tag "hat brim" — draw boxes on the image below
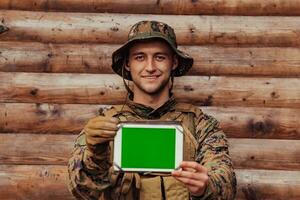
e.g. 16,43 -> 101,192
112,35 -> 193,81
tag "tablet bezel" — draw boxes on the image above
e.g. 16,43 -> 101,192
113,121 -> 183,172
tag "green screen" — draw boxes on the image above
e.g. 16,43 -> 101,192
121,127 -> 176,169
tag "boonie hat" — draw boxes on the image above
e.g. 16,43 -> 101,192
111,20 -> 194,80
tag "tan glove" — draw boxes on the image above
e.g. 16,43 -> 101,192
84,116 -> 119,153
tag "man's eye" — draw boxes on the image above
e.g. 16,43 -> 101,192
156,55 -> 166,61
135,55 -> 144,61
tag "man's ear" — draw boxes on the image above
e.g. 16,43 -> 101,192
125,59 -> 130,71
172,55 -> 178,70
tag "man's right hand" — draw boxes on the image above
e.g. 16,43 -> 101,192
84,116 -> 119,152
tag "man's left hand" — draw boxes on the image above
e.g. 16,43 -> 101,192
171,161 -> 209,197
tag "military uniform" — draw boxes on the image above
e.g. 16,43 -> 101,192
67,20 -> 236,199
68,97 -> 236,200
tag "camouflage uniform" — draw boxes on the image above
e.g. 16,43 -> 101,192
68,97 -> 237,200
68,20 -> 236,199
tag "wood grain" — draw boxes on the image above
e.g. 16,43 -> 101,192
1,72 -> 299,108
229,138 -> 300,170
1,10 -> 300,46
0,165 -> 73,200
1,133 -> 299,171
236,169 -> 300,200
0,133 -> 75,165
1,0 -> 300,16
0,165 -> 299,200
1,103 -> 299,139
1,42 -> 300,77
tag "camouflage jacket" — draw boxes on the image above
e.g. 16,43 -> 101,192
68,97 -> 237,200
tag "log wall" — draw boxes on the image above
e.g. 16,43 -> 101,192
0,1 -> 300,199
1,0 -> 300,15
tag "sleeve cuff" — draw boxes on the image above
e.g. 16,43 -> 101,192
83,145 -> 110,174
191,178 -> 214,200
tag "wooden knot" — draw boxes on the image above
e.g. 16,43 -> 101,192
0,25 -> 9,34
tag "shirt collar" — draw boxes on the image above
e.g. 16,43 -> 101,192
127,96 -> 177,119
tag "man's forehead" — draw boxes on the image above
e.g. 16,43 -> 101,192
129,40 -> 173,54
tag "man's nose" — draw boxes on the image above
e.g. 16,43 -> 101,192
145,58 -> 156,72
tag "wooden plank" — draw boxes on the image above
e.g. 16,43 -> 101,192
1,133 -> 299,171
0,103 -> 104,134
1,0 -> 300,16
0,165 -> 73,200
1,41 -> 300,77
0,133 -> 76,165
229,138 -> 300,170
236,169 -> 300,200
1,72 -> 299,108
0,165 -> 299,200
201,106 -> 300,139
1,10 -> 300,46
1,103 -> 299,139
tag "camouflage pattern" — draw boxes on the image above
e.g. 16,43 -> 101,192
128,21 -> 176,43
68,97 -> 237,200
112,20 -> 194,80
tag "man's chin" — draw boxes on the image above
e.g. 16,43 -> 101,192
134,80 -> 170,96
143,89 -> 160,95
140,86 -> 164,95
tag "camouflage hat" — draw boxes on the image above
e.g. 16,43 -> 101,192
111,20 -> 194,80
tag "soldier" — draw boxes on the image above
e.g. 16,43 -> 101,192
68,20 -> 237,200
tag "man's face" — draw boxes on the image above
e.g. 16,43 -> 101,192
126,40 -> 178,97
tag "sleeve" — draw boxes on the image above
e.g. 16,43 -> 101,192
191,114 -> 237,200
67,130 -> 112,199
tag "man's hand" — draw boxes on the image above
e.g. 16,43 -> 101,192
171,161 -> 209,197
84,116 -> 119,152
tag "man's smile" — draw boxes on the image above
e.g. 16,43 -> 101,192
141,75 -> 161,79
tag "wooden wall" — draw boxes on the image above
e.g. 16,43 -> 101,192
1,1 -> 300,199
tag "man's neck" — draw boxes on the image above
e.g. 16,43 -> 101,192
133,91 -> 170,109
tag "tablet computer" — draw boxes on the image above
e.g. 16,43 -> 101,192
113,121 -> 183,173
